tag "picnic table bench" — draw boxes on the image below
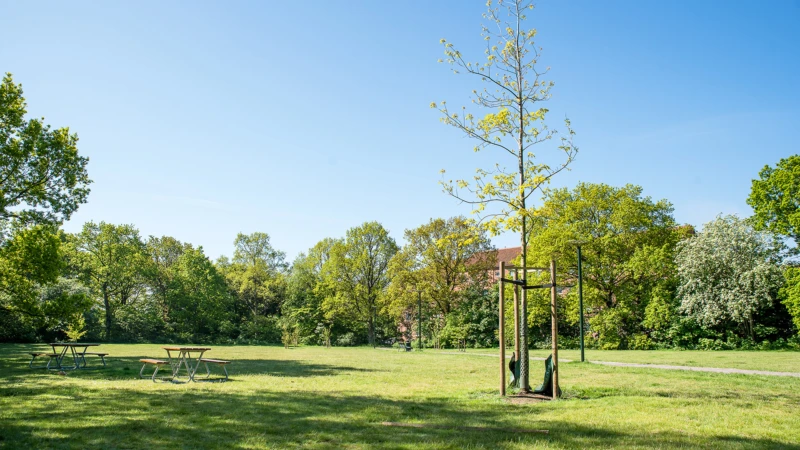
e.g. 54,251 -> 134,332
29,343 -> 108,370
138,347 -> 231,382
28,352 -> 59,369
77,351 -> 108,367
139,358 -> 170,381
198,358 -> 231,380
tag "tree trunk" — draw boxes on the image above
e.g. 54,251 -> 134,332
368,313 -> 376,347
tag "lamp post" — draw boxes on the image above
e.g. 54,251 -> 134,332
569,240 -> 587,362
418,290 -> 423,351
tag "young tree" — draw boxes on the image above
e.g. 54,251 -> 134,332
747,155 -> 800,249
0,73 -> 91,239
676,215 -> 784,338
68,222 -> 146,340
321,222 -> 398,346
434,0 -> 577,392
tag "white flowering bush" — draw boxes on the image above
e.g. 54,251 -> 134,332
676,215 -> 783,332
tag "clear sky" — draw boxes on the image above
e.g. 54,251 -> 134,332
2,1 -> 798,262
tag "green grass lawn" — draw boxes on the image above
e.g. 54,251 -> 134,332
449,348 -> 800,373
2,344 -> 799,449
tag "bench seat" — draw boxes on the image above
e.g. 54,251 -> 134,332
139,358 -> 170,381
29,352 -> 59,369
139,358 -> 169,365
76,351 -> 109,368
199,358 -> 230,364
198,358 -> 231,381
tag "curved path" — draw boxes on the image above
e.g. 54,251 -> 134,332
431,351 -> 800,378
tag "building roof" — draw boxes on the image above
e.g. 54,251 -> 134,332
496,246 -> 521,265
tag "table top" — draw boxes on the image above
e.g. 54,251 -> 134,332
163,346 -> 211,351
50,343 -> 100,347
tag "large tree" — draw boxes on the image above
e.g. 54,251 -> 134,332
233,232 -> 288,271
284,238 -> 337,343
527,183 -> 684,349
0,73 -> 91,330
747,155 -> 800,248
434,0 -> 577,391
143,236 -> 191,319
676,215 -> 784,338
0,226 -> 67,319
388,216 -> 494,318
166,246 -> 233,338
0,73 -> 91,238
68,222 -> 147,340
222,232 -> 288,319
781,267 -> 800,336
321,222 -> 398,346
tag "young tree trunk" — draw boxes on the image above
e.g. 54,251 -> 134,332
518,81 -> 531,393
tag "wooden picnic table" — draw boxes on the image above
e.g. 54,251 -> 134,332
162,346 -> 212,381
48,343 -> 102,370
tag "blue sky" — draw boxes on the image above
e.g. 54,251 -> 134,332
2,1 -> 798,261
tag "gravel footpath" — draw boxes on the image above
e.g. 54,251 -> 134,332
431,351 -> 800,378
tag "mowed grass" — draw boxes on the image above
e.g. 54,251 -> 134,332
1,344 -> 799,449
451,348 -> 800,373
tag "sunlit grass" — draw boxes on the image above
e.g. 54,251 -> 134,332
2,344 -> 799,449
450,347 -> 800,373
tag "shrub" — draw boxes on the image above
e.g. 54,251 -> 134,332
335,332 -> 356,347
630,334 -> 655,350
240,315 -> 281,344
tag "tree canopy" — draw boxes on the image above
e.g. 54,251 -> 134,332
68,222 -> 146,340
388,216 -> 493,318
321,222 -> 398,346
676,215 -> 784,337
527,182 -> 683,349
0,73 -> 90,238
747,155 -> 800,247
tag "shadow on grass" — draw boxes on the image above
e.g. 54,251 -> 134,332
1,385 -> 797,450
0,345 -> 380,383
1,345 -> 798,449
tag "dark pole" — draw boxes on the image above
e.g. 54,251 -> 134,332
499,261 -> 506,396
577,245 -> 585,363
418,290 -> 423,351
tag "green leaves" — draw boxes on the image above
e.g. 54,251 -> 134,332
319,222 -> 398,346
387,216 -> 493,319
0,73 -> 91,238
68,221 -> 147,339
0,225 -> 65,319
747,155 -> 800,246
526,182 -> 681,349
434,0 -> 577,243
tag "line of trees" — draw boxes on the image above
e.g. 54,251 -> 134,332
2,66 -> 799,349
3,175 -> 800,349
